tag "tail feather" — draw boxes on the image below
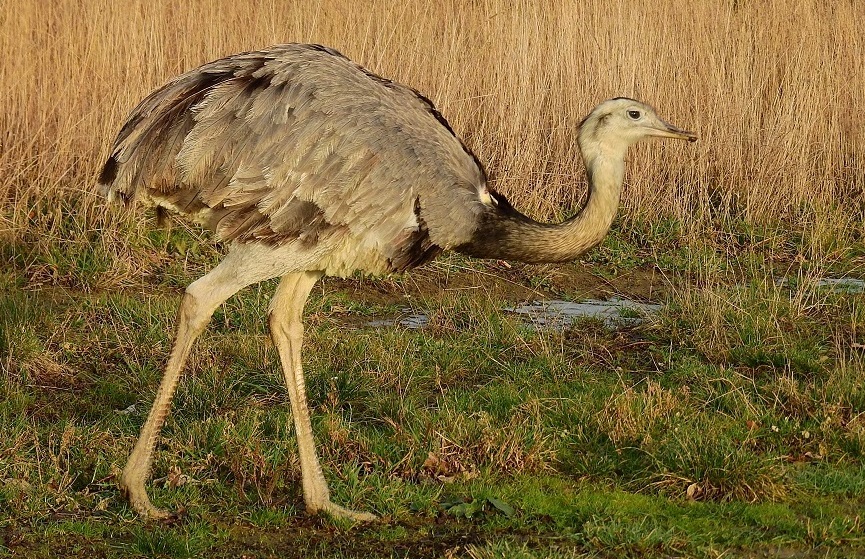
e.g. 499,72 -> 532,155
97,155 -> 120,199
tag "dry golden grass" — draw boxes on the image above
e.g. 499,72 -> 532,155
1,0 -> 862,250
598,380 -> 684,446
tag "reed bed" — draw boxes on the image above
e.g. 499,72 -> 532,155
1,0 -> 862,257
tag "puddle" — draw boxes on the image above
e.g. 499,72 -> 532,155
361,277 -> 863,333
366,298 -> 663,331
776,277 -> 865,294
366,308 -> 429,329
814,278 -> 864,294
505,298 -> 662,329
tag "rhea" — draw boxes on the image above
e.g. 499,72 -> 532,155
98,43 -> 696,521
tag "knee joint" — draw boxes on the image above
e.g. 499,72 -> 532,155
180,290 -> 213,332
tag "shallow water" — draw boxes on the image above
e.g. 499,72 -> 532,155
366,297 -> 662,331
505,298 -> 662,329
366,309 -> 430,329
814,278 -> 865,293
775,277 -> 865,294
362,277 -> 862,332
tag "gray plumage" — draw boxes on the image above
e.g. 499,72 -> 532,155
98,43 -> 696,521
100,43 -> 487,273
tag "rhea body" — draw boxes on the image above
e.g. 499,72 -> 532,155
98,43 -> 696,521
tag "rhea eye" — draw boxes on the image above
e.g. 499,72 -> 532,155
627,110 -> 641,120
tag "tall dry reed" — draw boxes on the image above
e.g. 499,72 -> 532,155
1,0 -> 862,259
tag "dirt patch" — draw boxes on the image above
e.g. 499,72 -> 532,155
540,264 -> 670,301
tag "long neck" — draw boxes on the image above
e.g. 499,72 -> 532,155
457,148 -> 624,264
552,151 -> 624,259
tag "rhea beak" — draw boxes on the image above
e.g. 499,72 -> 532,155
649,121 -> 698,142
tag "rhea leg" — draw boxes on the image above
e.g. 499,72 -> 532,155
120,251 -> 265,518
269,272 -> 376,522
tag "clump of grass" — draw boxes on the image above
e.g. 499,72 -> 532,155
664,275 -> 839,377
597,380 -> 686,446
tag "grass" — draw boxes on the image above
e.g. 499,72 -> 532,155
2,247 -> 864,557
2,0 -> 865,557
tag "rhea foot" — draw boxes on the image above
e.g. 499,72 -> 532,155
301,474 -> 377,522
119,478 -> 175,520
308,499 -> 377,522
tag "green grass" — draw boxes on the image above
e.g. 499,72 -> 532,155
2,219 -> 865,558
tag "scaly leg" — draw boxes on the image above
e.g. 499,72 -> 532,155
269,272 -> 376,522
120,249 -> 267,518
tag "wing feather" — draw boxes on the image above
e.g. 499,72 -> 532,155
99,43 -> 489,265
